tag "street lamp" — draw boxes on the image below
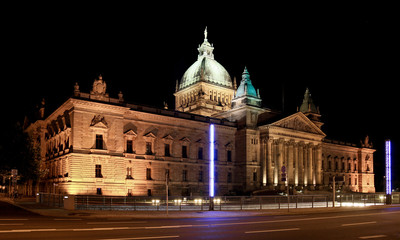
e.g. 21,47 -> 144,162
209,124 -> 215,210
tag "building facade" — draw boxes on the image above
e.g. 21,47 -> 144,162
26,29 -> 375,196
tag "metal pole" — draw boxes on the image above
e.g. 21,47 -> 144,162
333,176 -> 336,207
166,171 -> 169,216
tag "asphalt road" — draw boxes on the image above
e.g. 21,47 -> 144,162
0,200 -> 399,240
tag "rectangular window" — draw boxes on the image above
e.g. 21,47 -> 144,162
164,143 -> 170,156
146,142 -> 152,155
146,168 -> 152,180
355,178 -> 357,185
95,164 -> 102,178
96,134 -> 103,149
349,176 -> 352,185
96,188 -> 102,195
126,167 -> 133,179
198,147 -> 203,160
227,150 -> 232,162
214,149 -> 218,161
253,172 -> 257,182
198,170 -> 203,182
227,172 -> 232,183
126,140 -> 133,153
182,170 -> 188,182
182,146 -> 188,158
147,189 -> 152,196
354,164 -> 357,172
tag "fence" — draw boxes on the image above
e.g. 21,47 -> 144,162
37,192 -> 399,211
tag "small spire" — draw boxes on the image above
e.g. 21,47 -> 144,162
233,76 -> 237,90
204,26 -> 208,41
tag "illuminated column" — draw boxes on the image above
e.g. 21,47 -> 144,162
316,144 -> 322,186
307,144 -> 313,186
298,142 -> 304,186
262,138 -> 267,186
288,140 -> 294,185
267,138 -> 274,187
385,140 -> 392,203
294,142 -> 299,186
278,139 -> 284,186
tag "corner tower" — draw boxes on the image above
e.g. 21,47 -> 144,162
174,27 -> 235,117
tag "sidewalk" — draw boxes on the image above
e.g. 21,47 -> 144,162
1,197 -> 398,219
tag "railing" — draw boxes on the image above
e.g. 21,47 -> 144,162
37,192 -> 399,211
37,193 -> 65,207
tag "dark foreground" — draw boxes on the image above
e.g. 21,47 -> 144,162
0,200 -> 399,240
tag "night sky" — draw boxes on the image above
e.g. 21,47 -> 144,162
2,4 -> 398,191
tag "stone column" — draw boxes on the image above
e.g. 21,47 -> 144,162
262,138 -> 267,186
316,144 -> 322,186
278,139 -> 284,187
294,142 -> 299,186
298,142 -> 304,187
267,138 -> 274,187
307,144 -> 313,187
288,140 -> 294,185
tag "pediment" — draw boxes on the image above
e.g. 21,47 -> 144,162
270,112 -> 325,136
143,132 -> 156,138
90,115 -> 108,129
162,134 -> 174,141
124,129 -> 137,137
180,137 -> 191,143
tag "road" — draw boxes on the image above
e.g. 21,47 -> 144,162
0,200 -> 399,240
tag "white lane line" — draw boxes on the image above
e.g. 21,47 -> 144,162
54,218 -> 82,221
101,236 -> 179,240
359,235 -> 387,239
196,218 -> 240,222
245,228 -> 300,234
0,219 -> 28,221
145,225 -> 192,229
0,229 -> 57,233
87,221 -> 147,224
342,221 -> 376,227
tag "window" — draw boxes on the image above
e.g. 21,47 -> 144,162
164,143 -> 170,156
355,178 -> 357,185
96,134 -> 103,149
227,172 -> 232,183
126,140 -> 133,153
227,150 -> 232,162
146,142 -> 152,155
128,189 -> 132,197
147,189 -> 152,196
198,170 -> 203,182
253,172 -> 257,182
126,167 -> 133,179
214,149 -> 218,161
95,165 -> 102,178
354,164 -> 357,172
182,170 -> 188,182
146,168 -> 152,180
349,176 -> 352,185
96,188 -> 102,195
198,147 -> 203,160
182,146 -> 188,158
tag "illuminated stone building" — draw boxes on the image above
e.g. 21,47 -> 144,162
26,28 -> 375,196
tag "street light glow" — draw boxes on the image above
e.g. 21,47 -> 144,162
209,124 -> 215,197
385,140 -> 392,195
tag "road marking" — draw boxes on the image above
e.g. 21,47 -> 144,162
245,228 -> 300,234
100,236 -> 179,240
359,235 -> 387,239
87,221 -> 147,224
0,223 -> 24,226
342,221 -> 376,227
54,218 -> 82,221
0,219 -> 28,221
73,227 -> 131,231
0,229 -> 57,233
145,225 -> 192,229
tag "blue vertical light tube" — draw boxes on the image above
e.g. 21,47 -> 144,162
209,124 -> 215,197
385,140 -> 392,195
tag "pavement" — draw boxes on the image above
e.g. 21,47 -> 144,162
1,198 -> 400,240
1,196 -> 399,219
